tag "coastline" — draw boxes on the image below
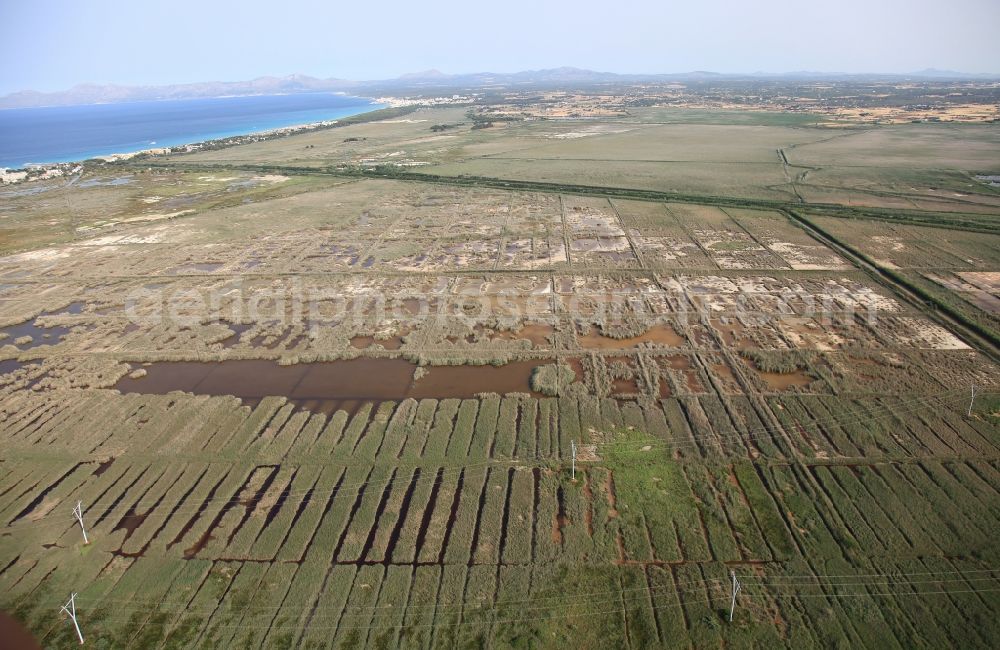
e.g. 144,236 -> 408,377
105,103 -> 421,164
0,94 -> 404,175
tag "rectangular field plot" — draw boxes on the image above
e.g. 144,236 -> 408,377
726,208 -> 851,270
667,204 -> 791,270
809,215 -> 1000,270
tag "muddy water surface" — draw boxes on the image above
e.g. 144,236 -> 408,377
0,612 -> 41,650
579,324 -> 684,349
758,370 -> 814,391
116,357 -> 550,402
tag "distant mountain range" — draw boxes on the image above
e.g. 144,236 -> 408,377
3,67 -> 999,109
0,74 -> 357,109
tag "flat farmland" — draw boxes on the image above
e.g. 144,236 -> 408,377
160,105 -> 1000,214
1,154 -> 999,649
785,124 -> 1000,171
461,122 -> 833,163
421,158 -> 800,202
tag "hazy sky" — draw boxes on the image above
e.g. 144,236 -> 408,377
2,0 -> 998,94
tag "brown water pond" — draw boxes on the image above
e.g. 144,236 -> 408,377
116,357 -> 550,402
611,377 -> 641,395
579,324 -> 684,349
758,369 -> 814,391
0,611 -> 41,650
472,323 -> 554,347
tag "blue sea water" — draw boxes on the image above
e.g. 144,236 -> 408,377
0,93 -> 384,169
